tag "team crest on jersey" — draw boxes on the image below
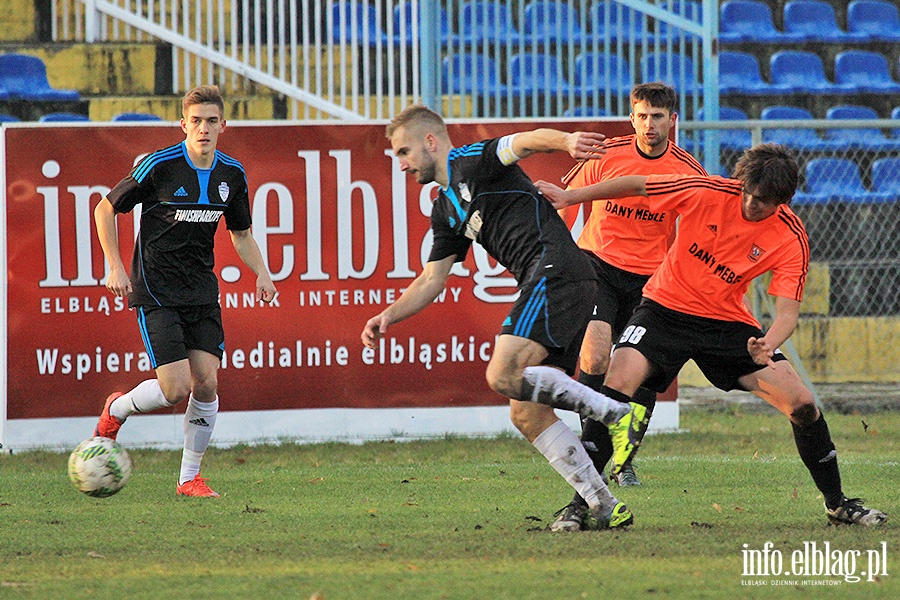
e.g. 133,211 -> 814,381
748,244 -> 765,262
458,182 -> 472,205
218,182 -> 230,202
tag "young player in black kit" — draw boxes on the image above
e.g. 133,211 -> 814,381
361,105 -> 637,529
93,85 -> 277,497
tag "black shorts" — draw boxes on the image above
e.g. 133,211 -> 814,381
136,304 -> 225,368
501,277 -> 597,375
586,252 -> 650,336
614,299 -> 787,393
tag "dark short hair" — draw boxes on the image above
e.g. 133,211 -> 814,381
386,104 -> 449,139
732,143 -> 799,205
183,85 -> 225,117
631,82 -> 677,114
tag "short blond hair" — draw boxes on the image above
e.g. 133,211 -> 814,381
183,85 -> 225,117
386,104 -> 448,139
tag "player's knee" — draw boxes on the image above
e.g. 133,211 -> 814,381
790,401 -> 819,426
580,353 -> 609,376
486,370 -> 519,399
160,381 -> 191,406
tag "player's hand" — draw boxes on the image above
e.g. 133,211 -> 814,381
104,268 -> 132,298
257,276 -> 277,303
361,314 -> 390,349
747,336 -> 775,367
534,180 -> 570,209
566,131 -> 606,161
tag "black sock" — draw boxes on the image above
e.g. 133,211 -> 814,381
792,413 -> 843,509
632,386 -> 656,412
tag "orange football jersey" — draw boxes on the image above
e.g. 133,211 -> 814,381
566,135 -> 706,275
640,175 -> 809,327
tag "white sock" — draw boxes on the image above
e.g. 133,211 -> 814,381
532,420 -> 618,513
180,395 -> 218,485
521,366 -> 630,424
110,379 -> 170,421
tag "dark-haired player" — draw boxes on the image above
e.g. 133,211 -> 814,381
536,144 -> 887,527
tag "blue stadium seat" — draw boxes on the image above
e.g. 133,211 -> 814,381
782,0 -> 870,42
573,53 -> 632,97
892,106 -> 900,138
657,1 -> 702,43
794,157 -> 870,204
0,113 -> 19,122
563,105 -> 608,117
508,52 -> 571,96
442,54 -> 506,96
393,3 -> 456,46
38,112 -> 90,122
696,106 -> 752,150
112,112 -> 164,121
769,51 -> 856,95
459,1 -> 519,44
834,51 -> 900,93
522,1 -> 585,45
590,3 -> 654,43
823,105 -> 900,151
0,53 -> 80,101
719,51 -> 792,95
847,0 -> 900,42
719,0 -> 804,43
760,105 -> 843,151
871,157 -> 900,194
331,2 -> 388,46
641,53 -> 700,95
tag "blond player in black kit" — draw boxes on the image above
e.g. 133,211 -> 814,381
362,105 -> 640,529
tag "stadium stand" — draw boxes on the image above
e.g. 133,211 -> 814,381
657,1 -> 702,43
834,50 -> 900,93
0,113 -> 20,122
782,0 -> 870,42
641,53 -> 700,95
590,2 -> 655,43
720,51 -> 793,95
111,112 -> 164,121
507,52 -> 571,96
0,53 -> 80,101
824,105 -> 900,151
760,105 -> 845,151
441,54 -> 506,96
696,106 -> 752,150
330,2 -> 388,46
522,1 -> 586,45
393,3 -> 456,46
847,0 -> 900,42
459,1 -> 519,44
573,53 -> 633,97
794,157 -> 870,204
719,0 -> 805,43
769,50 -> 857,95
563,105 -> 608,117
38,112 -> 90,122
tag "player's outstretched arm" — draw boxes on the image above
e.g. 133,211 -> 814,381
535,175 -> 648,209
361,255 -> 456,349
94,197 -> 132,298
229,228 -> 277,303
511,129 -> 606,161
747,296 -> 801,366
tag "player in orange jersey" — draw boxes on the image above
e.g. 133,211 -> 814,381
551,83 -> 707,532
535,144 -> 887,526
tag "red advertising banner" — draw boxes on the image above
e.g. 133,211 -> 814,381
4,119 -> 634,421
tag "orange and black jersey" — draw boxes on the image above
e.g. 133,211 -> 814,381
640,174 -> 809,327
566,135 -> 706,275
429,137 -> 593,286
107,141 -> 252,307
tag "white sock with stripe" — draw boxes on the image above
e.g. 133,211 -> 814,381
110,379 -> 170,421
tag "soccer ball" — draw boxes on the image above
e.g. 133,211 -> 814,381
67,437 -> 133,498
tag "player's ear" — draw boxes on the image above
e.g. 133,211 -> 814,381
180,118 -> 187,134
219,119 -> 227,133
425,132 -> 437,152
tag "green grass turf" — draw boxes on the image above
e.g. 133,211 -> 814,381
1,408 -> 896,599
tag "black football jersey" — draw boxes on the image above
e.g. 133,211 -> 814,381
107,141 -> 252,307
428,137 -> 593,286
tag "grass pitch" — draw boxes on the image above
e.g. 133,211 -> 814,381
1,407 -> 897,599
